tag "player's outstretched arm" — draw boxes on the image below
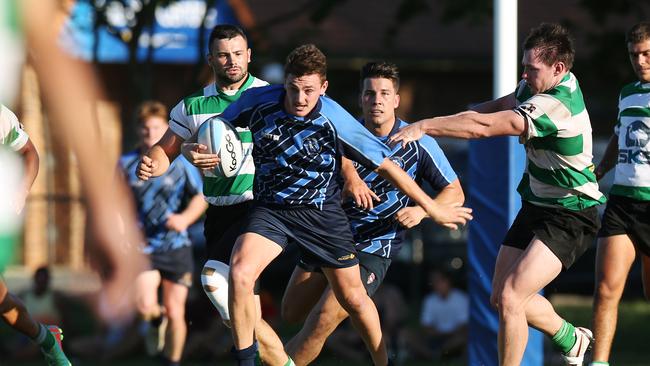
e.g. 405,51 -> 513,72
375,160 -> 472,230
388,109 -> 526,147
594,134 -> 618,181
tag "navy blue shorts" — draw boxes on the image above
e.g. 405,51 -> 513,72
243,204 -> 359,268
299,251 -> 391,296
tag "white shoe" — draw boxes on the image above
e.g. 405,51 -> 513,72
562,327 -> 593,366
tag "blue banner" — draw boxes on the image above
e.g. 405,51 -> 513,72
467,136 -> 543,366
60,0 -> 239,63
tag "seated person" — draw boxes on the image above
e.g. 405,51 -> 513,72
400,269 -> 468,361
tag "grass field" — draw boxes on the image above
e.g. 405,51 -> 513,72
2,296 -> 648,365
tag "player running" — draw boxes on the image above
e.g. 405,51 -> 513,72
279,61 -> 465,365
390,23 -> 605,366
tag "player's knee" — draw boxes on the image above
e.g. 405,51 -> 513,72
595,277 -> 624,302
335,290 -> 366,315
496,288 -> 522,316
165,303 -> 185,323
229,262 -> 257,292
136,298 -> 159,317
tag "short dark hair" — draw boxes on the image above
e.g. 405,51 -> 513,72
135,100 -> 168,125
626,22 -> 650,44
208,24 -> 248,51
284,44 -> 327,81
360,61 -> 400,91
523,23 -> 575,70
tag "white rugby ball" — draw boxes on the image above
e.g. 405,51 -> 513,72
197,117 -> 244,178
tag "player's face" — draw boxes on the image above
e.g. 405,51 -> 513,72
207,35 -> 251,87
361,77 -> 400,127
140,116 -> 168,149
521,48 -> 560,95
284,73 -> 328,117
628,39 -> 650,83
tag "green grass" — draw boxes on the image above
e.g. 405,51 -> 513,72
2,297 -> 647,365
555,299 -> 650,366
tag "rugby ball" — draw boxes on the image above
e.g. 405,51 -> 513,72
197,117 -> 243,178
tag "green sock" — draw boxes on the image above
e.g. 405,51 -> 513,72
590,362 -> 609,366
34,324 -> 55,350
284,356 -> 296,366
551,320 -> 577,353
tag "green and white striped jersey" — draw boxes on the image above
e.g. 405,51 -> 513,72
1,104 -> 28,151
168,75 -> 267,206
611,82 -> 650,201
514,72 -> 606,211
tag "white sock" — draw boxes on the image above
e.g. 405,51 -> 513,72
201,260 -> 230,321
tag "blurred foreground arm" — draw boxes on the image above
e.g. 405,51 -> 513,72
22,0 -> 147,323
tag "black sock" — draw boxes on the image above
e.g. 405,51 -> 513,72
231,342 -> 258,366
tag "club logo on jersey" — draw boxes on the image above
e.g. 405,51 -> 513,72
625,120 -> 650,147
389,156 -> 405,169
519,103 -> 536,114
303,138 -> 321,155
366,272 -> 376,285
619,120 -> 650,165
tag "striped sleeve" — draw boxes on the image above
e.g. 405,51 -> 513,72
321,96 -> 391,169
168,100 -> 195,140
515,94 -> 567,142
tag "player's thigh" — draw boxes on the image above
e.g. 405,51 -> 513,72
135,270 -> 162,310
281,265 -> 328,323
161,278 -> 189,320
321,265 -> 367,307
230,232 -> 283,284
500,237 -> 562,304
595,235 -> 636,293
492,245 -> 524,299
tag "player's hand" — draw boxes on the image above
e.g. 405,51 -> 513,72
395,206 -> 427,228
388,121 -> 425,148
342,176 -> 379,210
181,142 -> 220,170
165,213 -> 190,232
426,202 -> 473,230
137,155 -> 158,181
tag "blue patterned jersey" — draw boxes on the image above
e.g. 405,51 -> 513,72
120,150 -> 203,253
344,119 -> 457,259
221,85 -> 391,209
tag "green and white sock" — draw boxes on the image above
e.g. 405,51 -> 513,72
284,356 -> 296,366
551,320 -> 577,353
590,362 -> 609,366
